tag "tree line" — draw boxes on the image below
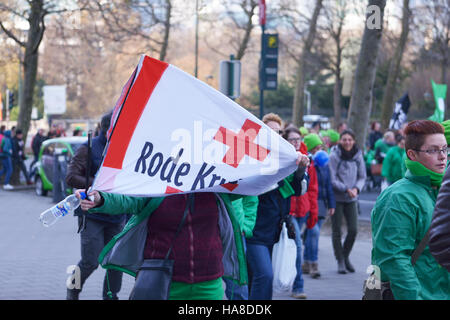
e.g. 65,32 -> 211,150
0,0 -> 448,148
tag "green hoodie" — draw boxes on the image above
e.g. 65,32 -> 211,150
90,192 -> 249,285
381,146 -> 406,184
371,171 -> 450,300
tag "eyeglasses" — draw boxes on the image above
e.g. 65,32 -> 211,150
287,138 -> 302,143
414,147 -> 449,156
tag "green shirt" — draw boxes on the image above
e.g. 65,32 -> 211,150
371,171 -> 450,300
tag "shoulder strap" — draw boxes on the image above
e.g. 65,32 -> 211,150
164,193 -> 194,260
411,229 -> 430,266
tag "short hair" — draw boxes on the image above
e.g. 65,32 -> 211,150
283,127 -> 301,140
262,113 -> 283,127
395,134 -> 405,144
100,110 -> 113,133
404,120 -> 444,152
340,129 -> 356,140
383,130 -> 395,140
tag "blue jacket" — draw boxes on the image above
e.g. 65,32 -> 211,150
0,131 -> 13,158
315,163 -> 336,217
247,168 -> 309,246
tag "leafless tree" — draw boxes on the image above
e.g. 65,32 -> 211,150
347,0 -> 386,149
317,0 -> 351,128
280,0 -> 323,127
380,0 -> 411,130
202,0 -> 259,61
0,0 -> 86,142
87,0 -> 173,61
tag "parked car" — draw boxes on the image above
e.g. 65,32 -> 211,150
34,136 -> 87,196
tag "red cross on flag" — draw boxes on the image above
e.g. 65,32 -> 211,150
91,55 -> 299,197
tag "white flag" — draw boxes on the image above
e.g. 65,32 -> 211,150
92,55 -> 298,197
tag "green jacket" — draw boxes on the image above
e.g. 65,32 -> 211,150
371,171 -> 450,300
381,146 -> 406,184
374,139 -> 394,158
90,192 -> 249,285
232,196 -> 258,238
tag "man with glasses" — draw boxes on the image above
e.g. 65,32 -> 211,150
370,120 -> 450,300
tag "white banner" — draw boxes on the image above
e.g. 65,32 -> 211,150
92,55 -> 298,197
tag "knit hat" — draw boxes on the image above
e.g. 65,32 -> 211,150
299,126 -> 309,136
304,133 -> 323,152
442,120 -> 450,144
327,129 -> 340,143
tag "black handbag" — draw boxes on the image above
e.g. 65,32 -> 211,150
129,194 -> 194,300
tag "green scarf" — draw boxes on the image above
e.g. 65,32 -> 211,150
279,174 -> 295,198
404,158 -> 445,187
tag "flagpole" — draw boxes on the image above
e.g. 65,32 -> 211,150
194,0 -> 199,78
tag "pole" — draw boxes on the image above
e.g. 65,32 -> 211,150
194,0 -> 199,78
6,89 -> 10,126
259,24 -> 265,119
228,54 -> 235,98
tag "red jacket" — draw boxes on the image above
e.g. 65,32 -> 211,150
289,142 -> 319,229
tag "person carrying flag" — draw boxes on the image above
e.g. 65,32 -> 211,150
73,147 -> 309,300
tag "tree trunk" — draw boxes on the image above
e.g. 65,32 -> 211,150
292,0 -> 323,127
159,0 -> 172,61
17,0 -> 45,144
347,0 -> 386,150
380,0 -> 410,130
333,74 -> 342,128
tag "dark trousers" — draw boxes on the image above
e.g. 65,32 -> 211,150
13,159 -> 30,182
76,217 -> 125,299
331,201 -> 358,261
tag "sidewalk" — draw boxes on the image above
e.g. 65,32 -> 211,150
0,189 -> 373,300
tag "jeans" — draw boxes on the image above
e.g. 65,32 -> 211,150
74,217 -> 125,299
292,214 -> 308,293
224,234 -> 248,300
303,218 -> 325,262
331,201 -> 358,261
0,156 -> 13,185
246,242 -> 274,300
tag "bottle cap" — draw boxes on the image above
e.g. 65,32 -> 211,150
80,192 -> 87,200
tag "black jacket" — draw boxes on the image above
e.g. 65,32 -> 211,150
429,167 -> 450,272
66,133 -> 126,224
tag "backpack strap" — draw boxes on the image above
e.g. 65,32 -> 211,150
411,229 -> 430,266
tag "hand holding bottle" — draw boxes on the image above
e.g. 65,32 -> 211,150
74,189 -> 102,211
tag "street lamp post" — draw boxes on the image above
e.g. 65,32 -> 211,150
304,80 -> 316,115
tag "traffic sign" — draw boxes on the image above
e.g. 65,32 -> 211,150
219,59 -> 241,99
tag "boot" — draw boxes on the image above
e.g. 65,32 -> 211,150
337,259 -> 347,274
310,262 -> 321,279
302,261 -> 310,275
344,257 -> 355,273
66,288 -> 81,300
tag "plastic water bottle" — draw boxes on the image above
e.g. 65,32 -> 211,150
40,193 -> 86,227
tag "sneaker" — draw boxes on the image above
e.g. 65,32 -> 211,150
3,184 -> 14,190
302,261 -> 310,274
292,291 -> 307,299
